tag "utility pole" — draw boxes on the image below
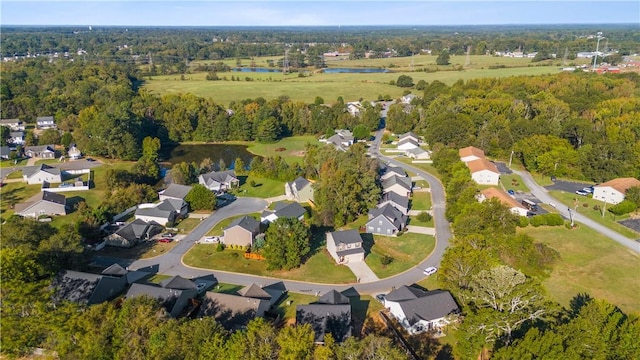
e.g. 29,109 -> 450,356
508,150 -> 514,167
592,32 -> 604,72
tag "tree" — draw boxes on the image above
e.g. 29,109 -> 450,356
436,50 -> 450,65
60,132 -> 73,149
185,184 -> 216,210
170,161 -> 198,185
226,317 -> 278,360
38,128 -> 61,145
352,124 -> 369,141
396,75 -> 414,88
415,79 -> 428,90
263,217 -> 310,270
234,157 -> 246,175
141,136 -> 160,162
276,324 -> 315,360
0,125 -> 10,145
624,186 -> 640,208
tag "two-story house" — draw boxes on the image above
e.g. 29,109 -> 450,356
326,229 -> 365,264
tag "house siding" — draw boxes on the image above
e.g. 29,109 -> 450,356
25,171 -> 62,185
471,170 -> 500,185
224,226 -> 253,247
593,186 -> 625,205
18,202 -> 66,217
366,215 -> 397,236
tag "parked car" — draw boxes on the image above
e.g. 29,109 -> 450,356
161,233 -> 175,238
158,238 -> 172,243
423,266 -> 438,276
575,190 -> 589,196
583,187 -> 594,194
507,189 -> 515,195
375,294 -> 386,304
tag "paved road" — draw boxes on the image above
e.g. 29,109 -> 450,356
94,130 -> 453,296
514,169 -> 640,253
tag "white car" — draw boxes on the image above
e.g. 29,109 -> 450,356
423,266 -> 438,276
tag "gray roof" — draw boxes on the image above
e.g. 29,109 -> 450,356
125,270 -> 154,285
22,164 -> 61,178
10,131 -> 24,138
115,218 -> 162,242
37,116 -> 54,122
396,290 -> 459,326
0,118 -> 21,125
51,270 -> 127,305
272,201 -> 306,219
336,247 -> 365,257
382,166 -> 406,177
200,170 -> 237,186
318,290 -> 350,305
225,215 -> 260,233
385,285 -> 429,302
289,176 -> 311,191
406,147 -> 428,155
397,138 -> 419,147
160,275 -> 197,290
381,192 -> 409,209
368,203 -> 406,229
296,304 -> 352,343
160,183 -> 193,199
25,144 -> 55,153
156,198 -> 186,212
329,229 -> 362,246
0,146 -> 10,156
382,175 -> 412,191
14,191 -> 66,214
237,284 -> 272,299
101,263 -> 128,276
126,283 -> 187,314
135,206 -> 174,219
400,131 -> 419,140
199,291 -> 269,330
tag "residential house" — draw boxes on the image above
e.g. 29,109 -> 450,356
198,170 -> 239,192
398,131 -> 420,144
397,138 -> 420,150
382,175 -> 412,197
36,116 -> 57,129
0,146 -> 10,160
346,102 -> 362,116
405,147 -> 431,160
104,218 -> 163,248
261,201 -> 306,223
67,144 -> 82,159
0,118 -> 25,131
366,203 -> 407,236
135,198 -> 188,226
126,276 -> 198,317
15,191 -> 66,218
22,164 -> 62,184
25,144 -> 56,159
159,183 -> 193,201
324,129 -> 354,151
384,286 -> 460,334
478,188 -> 528,217
51,270 -> 128,305
459,146 -> 485,163
10,131 -> 24,145
284,176 -> 314,203
377,191 -> 410,215
467,159 -> 500,185
380,166 -> 406,180
223,215 -> 261,247
199,291 -> 271,330
101,263 -> 153,285
401,94 -> 418,105
326,229 -> 365,264
237,282 -> 286,308
593,177 -> 640,205
296,289 -> 352,344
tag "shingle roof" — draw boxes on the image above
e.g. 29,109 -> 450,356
397,138 -> 419,147
368,203 -> 406,229
22,164 -> 61,178
381,166 -> 406,178
126,283 -> 184,313
380,192 -> 409,209
200,170 -> 237,186
225,215 -> 260,233
14,191 -> 66,214
466,158 -> 499,174
385,285 -> 429,302
318,289 -> 350,305
161,275 -> 197,290
101,263 -> 128,276
336,246 -> 365,257
135,206 -> 174,219
399,131 -> 419,140
597,178 -> 640,195
396,290 -> 459,326
290,176 -> 311,191
156,198 -> 186,212
199,292 -> 269,329
480,188 -> 526,210
296,304 -> 352,343
0,146 -> 10,157
52,270 -> 127,305
459,146 -> 485,159
382,175 -> 412,190
273,202 -> 306,219
237,284 -> 272,299
329,229 -> 362,246
115,219 -> 162,242
160,183 -> 192,199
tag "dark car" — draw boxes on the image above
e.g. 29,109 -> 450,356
507,189 -> 515,195
375,294 -> 386,304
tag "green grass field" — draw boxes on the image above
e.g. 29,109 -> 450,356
548,190 -> 639,238
0,182 -> 41,221
522,226 -> 640,315
499,174 -> 530,193
365,233 -> 436,279
410,191 -> 432,210
144,65 -> 560,106
231,176 -> 286,198
229,135 -> 317,164
205,213 -> 261,236
175,218 -> 202,234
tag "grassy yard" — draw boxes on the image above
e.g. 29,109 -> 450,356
98,240 -> 179,260
522,225 -> 640,315
234,135 -> 317,164
407,214 -> 434,227
365,233 -> 436,279
206,213 -> 261,236
0,182 -> 41,221
548,190 -> 639,238
231,176 -> 286,198
396,158 -> 440,178
410,191 -> 432,210
499,173 -> 530,193
183,245 -> 356,284
273,292 -> 321,324
175,218 -> 204,234
0,158 -> 28,167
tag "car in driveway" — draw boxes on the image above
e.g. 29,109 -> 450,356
575,190 -> 589,196
423,266 -> 438,276
507,189 -> 515,196
158,238 -> 172,243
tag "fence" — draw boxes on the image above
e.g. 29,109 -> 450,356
244,253 -> 266,260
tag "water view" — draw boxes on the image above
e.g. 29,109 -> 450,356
161,144 -> 254,170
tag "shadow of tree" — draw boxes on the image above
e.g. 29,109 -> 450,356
360,232 -> 375,256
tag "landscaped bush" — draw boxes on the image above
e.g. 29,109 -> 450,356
216,243 -> 225,252
416,211 -> 432,222
529,215 -> 547,227
543,213 -> 565,226
380,255 -> 394,267
517,216 -> 530,228
608,200 -> 637,216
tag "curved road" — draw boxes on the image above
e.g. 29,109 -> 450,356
514,169 -> 639,253
96,130 -> 453,296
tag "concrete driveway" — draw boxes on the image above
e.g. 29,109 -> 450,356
345,261 -> 379,283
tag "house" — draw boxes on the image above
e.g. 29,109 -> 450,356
346,102 -> 362,116
285,176 -> 314,203
326,229 -> 365,264
593,178 -> 640,205
10,131 -> 24,145
478,188 -> 528,217
159,183 -> 193,201
104,218 -> 163,248
14,191 -> 66,218
296,289 -> 352,344
405,147 -> 431,160
384,286 -> 460,334
237,282 -> 286,308
261,201 -> 306,223
459,146 -> 485,163
366,203 -> 407,236
397,138 -> 420,150
399,132 -> 421,143
467,159 -> 500,185
378,191 -> 410,215
380,166 -> 407,180
401,94 -> 418,105
36,116 -> 56,129
101,263 -> 154,285
0,118 -> 25,131
0,146 -> 10,160
324,129 -> 354,151
24,144 -> 56,159
134,199 -> 188,226
67,144 -> 82,159
51,270 -> 128,305
382,175 -> 412,197
126,276 -> 198,317
198,170 -> 239,192
223,215 -> 261,247
199,291 -> 271,330
22,164 -> 62,184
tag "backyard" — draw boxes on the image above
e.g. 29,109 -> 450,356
365,233 -> 436,279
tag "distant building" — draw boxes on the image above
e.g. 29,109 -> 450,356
459,146 -> 485,163
104,219 -> 163,248
14,191 -> 67,218
0,118 -> 25,131
478,188 -> 528,216
159,183 -> 193,201
25,144 -> 56,159
260,201 -> 306,224
68,144 -> 82,159
467,158 -> 500,185
198,170 -> 239,193
296,289 -> 352,344
593,178 -> 640,205
36,116 -> 57,129
22,164 -> 62,185
384,286 -> 459,334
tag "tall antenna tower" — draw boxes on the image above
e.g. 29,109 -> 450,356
562,47 -> 568,66
465,46 -> 472,67
283,49 -> 289,75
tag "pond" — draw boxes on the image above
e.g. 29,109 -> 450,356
161,144 -> 254,170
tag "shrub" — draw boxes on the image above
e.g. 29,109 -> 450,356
544,213 -> 565,226
517,216 -> 530,228
249,180 -> 256,187
416,211 -> 432,222
529,215 -> 547,227
608,200 -> 637,216
380,255 -> 394,267
216,243 -> 225,252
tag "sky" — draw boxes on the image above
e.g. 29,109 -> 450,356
1,1 -> 639,27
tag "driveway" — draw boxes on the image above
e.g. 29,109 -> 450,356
545,180 -> 594,193
494,161 -> 513,175
406,225 -> 436,235
345,261 -> 379,283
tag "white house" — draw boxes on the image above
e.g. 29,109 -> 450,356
198,170 -> 239,193
284,177 -> 314,203
0,118 -> 25,131
384,286 -> 459,335
405,147 -> 431,160
346,102 -> 362,116
593,178 -> 640,205
10,131 -> 24,145
401,94 -> 418,105
459,146 -> 485,163
68,144 -> 82,160
467,159 -> 500,185
134,199 -> 188,226
323,129 -> 354,151
326,230 -> 365,264
380,166 -> 406,180
36,116 -> 56,129
22,164 -> 62,185
397,138 -> 420,150
260,201 -> 306,223
478,188 -> 528,216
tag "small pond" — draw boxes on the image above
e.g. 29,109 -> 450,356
161,144 -> 254,170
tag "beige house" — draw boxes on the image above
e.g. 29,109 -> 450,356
478,188 -> 528,216
223,215 -> 261,247
593,178 -> 640,205
285,177 -> 314,203
15,191 -> 67,218
459,146 -> 485,163
326,229 -> 365,264
467,159 -> 500,185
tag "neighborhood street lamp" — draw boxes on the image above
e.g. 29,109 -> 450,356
568,207 -> 574,228
592,32 -> 604,72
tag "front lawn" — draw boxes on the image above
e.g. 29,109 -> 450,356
272,292 -> 321,324
231,176 -> 286,198
365,233 -> 436,279
407,214 -> 434,227
0,182 -> 41,221
499,173 -> 530,193
522,225 -> 640,314
175,218 -> 203,234
206,213 -> 261,236
97,240 -> 179,260
410,191 -> 432,210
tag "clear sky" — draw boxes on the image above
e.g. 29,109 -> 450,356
1,1 -> 639,26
